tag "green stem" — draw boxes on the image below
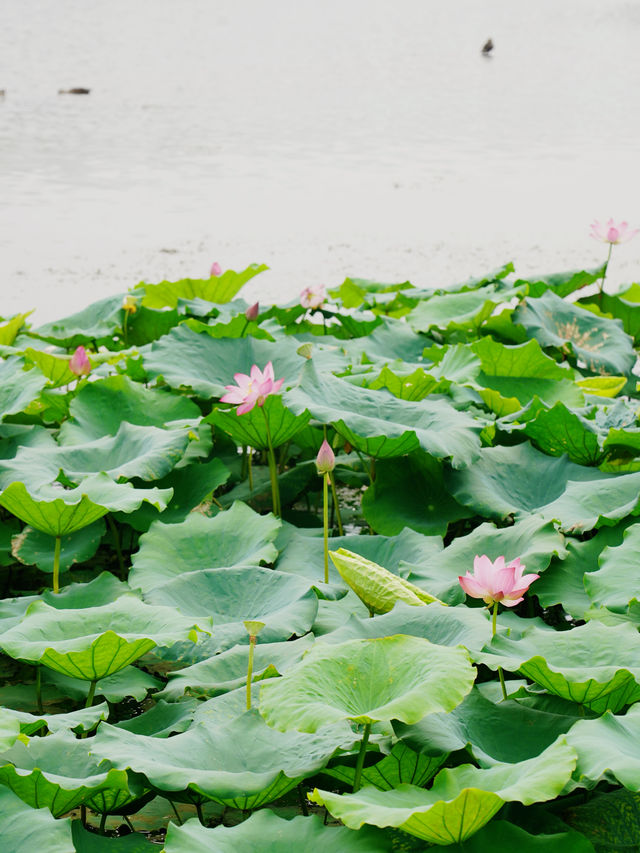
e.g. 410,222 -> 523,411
85,679 -> 97,709
169,799 -> 183,825
52,535 -> 62,594
353,722 -> 372,792
123,310 -> 129,346
329,472 -> 344,536
100,811 -> 108,834
248,447 -> 254,492
492,602 -> 508,701
323,473 -> 329,584
246,635 -> 256,710
599,243 -> 613,305
195,801 -> 205,825
106,514 -> 125,578
240,318 -> 249,337
261,410 -> 281,516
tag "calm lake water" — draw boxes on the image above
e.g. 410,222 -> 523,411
2,0 -> 640,323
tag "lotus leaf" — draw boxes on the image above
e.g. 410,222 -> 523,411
114,699 -> 198,737
30,293 -> 127,346
515,400 -> 604,465
0,786 -> 74,853
584,523 -> 640,612
448,819 -> 596,852
23,347 -> 78,386
324,741 -> 445,790
72,821 -> 158,852
566,704 -> 640,790
135,264 -> 268,309
12,519 -> 106,572
6,702 -> 109,737
0,356 -> 49,420
0,707 -> 20,750
44,665 -> 162,704
207,393 -> 310,449
408,282 -> 525,333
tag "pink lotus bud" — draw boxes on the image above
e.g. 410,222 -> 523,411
315,439 -> 335,474
69,345 -> 91,377
458,554 -> 539,608
245,302 -> 259,321
210,262 -> 222,277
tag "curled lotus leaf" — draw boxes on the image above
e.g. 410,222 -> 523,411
566,704 -> 640,790
0,786 -> 74,853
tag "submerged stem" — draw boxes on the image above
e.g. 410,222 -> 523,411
52,535 -> 62,594
353,722 -> 372,792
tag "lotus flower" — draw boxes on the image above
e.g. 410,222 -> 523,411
245,301 -> 259,321
590,219 -> 638,245
458,555 -> 539,607
210,261 -> 222,277
300,284 -> 327,309
220,361 -> 284,415
69,345 -> 91,376
122,294 -> 139,314
315,439 -> 335,474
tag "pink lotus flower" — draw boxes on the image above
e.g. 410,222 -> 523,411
315,439 -> 335,474
590,219 -> 638,245
220,361 -> 284,415
300,284 -> 327,310
69,345 -> 91,377
458,555 -> 539,608
210,261 -> 222,277
245,302 -> 259,321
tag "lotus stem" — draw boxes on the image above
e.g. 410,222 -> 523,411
100,811 -> 108,834
246,633 -> 257,710
492,602 -> 508,701
169,799 -> 183,825
106,514 -> 125,578
297,784 -> 309,816
599,243 -> 613,305
329,472 -> 344,536
261,410 -> 281,516
85,679 -> 97,709
123,310 -> 130,346
323,472 -> 329,584
52,535 -> 62,594
353,722 -> 372,792
195,801 -> 205,825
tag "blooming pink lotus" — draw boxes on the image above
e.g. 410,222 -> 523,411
590,219 -> 638,245
210,261 -> 222,277
220,361 -> 284,415
458,555 -> 539,607
69,345 -> 91,377
300,284 -> 327,310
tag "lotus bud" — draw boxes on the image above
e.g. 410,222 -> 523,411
297,342 -> 313,360
316,439 -> 335,475
69,345 -> 91,376
210,261 -> 222,277
245,302 -> 259,321
122,294 -> 138,314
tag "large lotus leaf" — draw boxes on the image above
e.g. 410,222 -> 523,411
324,741 -> 445,791
0,730 -> 130,817
515,400 -> 604,465
395,688 -> 576,766
592,283 -> 640,344
206,393 -> 310,449
448,819 -> 596,852
406,514 -> 567,604
563,788 -> 640,853
447,441 -> 640,533
584,523 -> 640,612
407,282 -> 524,333
284,361 -> 482,466
6,702 -> 109,737
0,356 -> 48,420
259,635 -> 476,730
310,739 -> 577,844
40,572 -> 137,609
145,567 -> 317,653
58,375 -> 201,444
23,347 -> 78,386
513,290 -> 635,375
142,324 -> 303,397
364,364 -> 448,401
523,266 -> 604,299
71,821 -> 158,852
361,452 -> 473,536
0,423 -> 56,460
566,704 -> 640,790
0,475 -> 172,536
90,711 -> 357,809
129,502 -> 280,593
0,597 -> 204,680
135,264 -> 268,309
471,337 -> 583,415
114,699 -> 198,737
0,786 -> 74,853
44,665 -> 161,704
476,621 -> 640,713
30,293 -> 126,346
11,519 -> 105,572
0,707 -> 20,751
163,811 -> 392,853
0,311 -> 32,345
159,635 -> 315,701
350,316 -> 441,363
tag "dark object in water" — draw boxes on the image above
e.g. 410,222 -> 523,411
481,38 -> 494,55
58,87 -> 91,95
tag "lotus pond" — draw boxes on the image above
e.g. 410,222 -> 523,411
1,260 -> 640,851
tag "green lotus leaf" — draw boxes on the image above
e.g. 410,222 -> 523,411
284,360 -> 482,466
142,324 -> 303,397
58,374 -> 201,443
129,501 -> 280,593
584,523 -> 640,612
30,293 -> 126,346
135,264 -> 268,309
11,519 -> 105,572
40,572 -> 138,609
0,786 -> 74,853
114,699 -> 198,737
324,741 -> 445,790
514,400 -> 604,465
447,441 -> 640,532
5,702 -> 109,737
310,739 -> 577,844
524,265 -> 605,299
259,635 -> 475,730
0,597 -> 205,681
0,475 -> 172,536
589,283 -> 640,344
329,548 -> 443,614
71,821 -> 158,852
0,730 -> 131,817
361,452 -> 473,536
0,707 -> 20,751
514,290 -> 635,375
206,393 -> 310,450
163,811 -> 392,853
566,704 -> 640,790
563,788 -> 640,852
44,665 -> 161,704
344,316 -> 428,363
23,348 -> 78,386
0,312 -> 31,345
159,635 -> 314,701
364,364 -> 448,401
0,356 -> 48,420
407,282 -> 525,333
476,621 -> 640,713
447,819 -> 596,852
90,711 -> 357,809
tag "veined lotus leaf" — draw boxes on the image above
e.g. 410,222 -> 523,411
71,821 -> 158,851
142,324 -> 303,397
0,707 -> 20,751
129,502 -> 280,594
44,665 -> 161,704
192,688 -> 248,728
0,786 -> 74,853
591,283 -> 640,344
447,441 -> 640,532
448,819 -> 596,852
361,452 -> 473,536
259,635 -> 476,730
5,702 -> 109,737
407,282 -> 525,333
476,621 -> 640,713
163,811 -> 392,853
114,699 -> 199,737
0,730 -> 131,817
30,293 -> 127,346
23,348 -> 77,386
405,514 -> 567,605
310,739 -> 577,844
0,312 -> 32,346
514,290 -> 635,376
329,548 -> 444,614
40,572 -> 137,609
0,356 -> 48,420
364,364 -> 448,401
0,475 -> 172,537
513,400 -> 604,465
159,635 -> 315,701
324,741 -> 445,791
345,316 -> 427,363
58,374 -> 201,443
566,704 -> 640,790
0,597 -> 206,681
564,788 -> 640,851
0,423 -> 56,460
584,523 -> 640,612
135,264 -> 268,309
206,394 -> 310,449
12,518 -> 106,572
283,360 -> 482,466
394,688 -> 576,766
523,265 -> 605,299
90,711 -> 357,810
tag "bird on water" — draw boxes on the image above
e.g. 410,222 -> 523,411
481,38 -> 493,55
